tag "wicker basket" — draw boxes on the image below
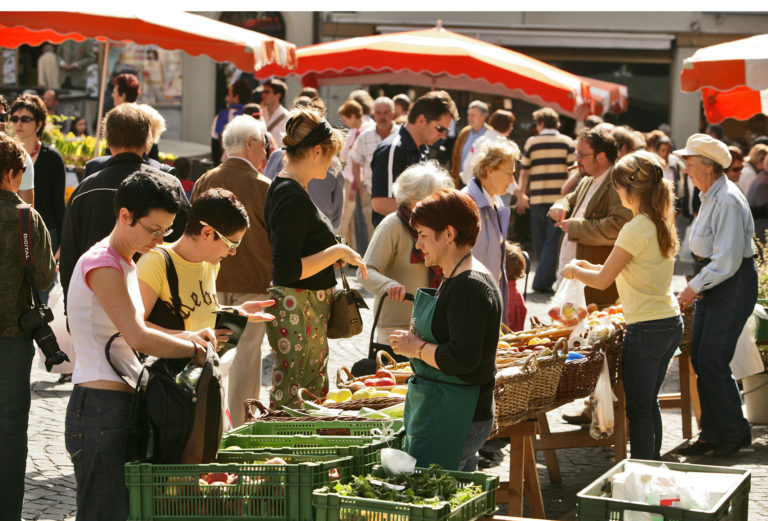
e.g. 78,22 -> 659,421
375,351 -> 413,385
336,366 -> 395,391
555,349 -> 605,401
493,354 -> 538,431
679,306 -> 694,350
527,338 -> 568,409
243,399 -> 374,423
299,388 -> 404,411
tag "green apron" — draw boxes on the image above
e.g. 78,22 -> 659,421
403,255 -> 480,470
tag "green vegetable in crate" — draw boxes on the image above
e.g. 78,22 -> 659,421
324,464 -> 482,508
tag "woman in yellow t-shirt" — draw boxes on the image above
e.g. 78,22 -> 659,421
137,188 -> 274,340
562,150 -> 683,461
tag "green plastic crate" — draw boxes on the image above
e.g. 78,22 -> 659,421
577,459 -> 751,521
225,418 -> 404,438
220,433 -> 400,474
126,452 -> 353,521
312,465 -> 499,521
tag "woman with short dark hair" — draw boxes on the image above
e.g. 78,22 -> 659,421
390,188 -> 501,471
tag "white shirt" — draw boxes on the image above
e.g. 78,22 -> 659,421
349,124 -> 400,192
556,169 -> 609,280
263,104 -> 289,146
68,240 -> 146,386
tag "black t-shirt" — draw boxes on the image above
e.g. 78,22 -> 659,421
370,125 -> 427,227
431,269 -> 502,422
264,176 -> 337,290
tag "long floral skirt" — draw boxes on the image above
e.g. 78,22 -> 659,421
265,285 -> 333,409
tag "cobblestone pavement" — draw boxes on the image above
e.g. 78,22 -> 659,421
24,262 -> 768,520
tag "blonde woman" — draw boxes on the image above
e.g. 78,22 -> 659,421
264,107 -> 367,408
562,150 -> 682,460
463,139 -> 521,324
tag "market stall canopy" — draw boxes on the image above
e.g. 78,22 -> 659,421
701,86 -> 768,124
256,25 -> 593,119
681,33 -> 768,93
578,76 -> 629,116
0,11 -> 297,71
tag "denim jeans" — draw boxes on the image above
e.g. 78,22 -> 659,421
529,203 -> 561,291
458,418 -> 494,472
65,385 -> 133,521
691,257 -> 757,445
622,315 -> 682,460
0,334 -> 34,520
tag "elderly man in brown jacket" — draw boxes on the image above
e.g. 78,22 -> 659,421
548,128 -> 632,307
192,115 -> 272,427
450,100 -> 491,187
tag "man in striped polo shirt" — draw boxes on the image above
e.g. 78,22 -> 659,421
514,107 -> 576,293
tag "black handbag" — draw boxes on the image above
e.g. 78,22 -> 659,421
146,247 -> 185,331
351,292 -> 414,377
327,267 -> 368,339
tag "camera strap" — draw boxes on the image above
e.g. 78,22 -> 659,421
18,205 -> 42,309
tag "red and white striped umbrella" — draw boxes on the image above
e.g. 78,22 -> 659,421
257,25 -> 593,119
681,34 -> 768,93
701,86 -> 768,124
578,76 -> 629,116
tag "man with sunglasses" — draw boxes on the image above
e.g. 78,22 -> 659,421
191,115 -> 273,427
370,90 -> 459,227
0,94 -> 34,205
59,104 -> 189,307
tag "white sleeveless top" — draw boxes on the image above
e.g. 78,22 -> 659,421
68,239 -> 145,386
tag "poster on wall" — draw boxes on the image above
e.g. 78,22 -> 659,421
3,49 -> 17,84
112,43 -> 183,106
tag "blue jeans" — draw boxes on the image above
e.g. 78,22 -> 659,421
458,418 -> 494,472
353,190 -> 370,255
65,386 -> 133,521
691,257 -> 757,445
530,203 -> 561,291
0,334 -> 34,520
622,315 -> 683,460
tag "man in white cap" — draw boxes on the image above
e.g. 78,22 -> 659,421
675,133 -> 757,458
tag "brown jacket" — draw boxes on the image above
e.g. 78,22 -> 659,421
450,123 -> 491,187
191,158 -> 272,294
555,170 -> 633,307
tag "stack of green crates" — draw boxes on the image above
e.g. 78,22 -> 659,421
312,465 -> 500,521
126,452 -> 353,521
577,459 -> 751,521
223,418 -> 403,438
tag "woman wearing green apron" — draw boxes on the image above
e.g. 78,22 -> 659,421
390,188 -> 502,471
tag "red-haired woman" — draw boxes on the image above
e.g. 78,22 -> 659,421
390,189 -> 502,471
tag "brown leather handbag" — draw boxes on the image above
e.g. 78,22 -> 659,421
327,267 -> 368,339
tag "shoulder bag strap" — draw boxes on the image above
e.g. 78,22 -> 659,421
267,112 -> 287,133
104,332 -> 146,390
157,247 -> 182,312
386,133 -> 401,198
369,291 -> 414,346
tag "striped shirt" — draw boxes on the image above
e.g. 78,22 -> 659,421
520,129 -> 575,205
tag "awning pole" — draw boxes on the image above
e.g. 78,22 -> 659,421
93,40 -> 110,158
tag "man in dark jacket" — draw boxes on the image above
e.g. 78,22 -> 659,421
59,104 -> 188,305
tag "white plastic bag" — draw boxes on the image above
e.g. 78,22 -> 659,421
730,305 -> 765,380
589,357 -> 616,440
380,448 -> 417,476
36,282 -> 76,374
548,277 -> 589,349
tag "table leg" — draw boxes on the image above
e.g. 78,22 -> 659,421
536,412 -> 561,484
679,350 -> 692,439
507,433 -> 525,517
613,384 -> 627,462
523,434 -> 546,519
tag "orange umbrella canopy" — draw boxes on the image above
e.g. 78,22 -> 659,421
0,11 -> 296,71
701,87 -> 768,124
257,26 -> 592,119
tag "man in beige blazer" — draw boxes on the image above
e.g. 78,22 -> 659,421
548,128 -> 632,307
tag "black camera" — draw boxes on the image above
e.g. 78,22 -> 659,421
18,305 -> 70,372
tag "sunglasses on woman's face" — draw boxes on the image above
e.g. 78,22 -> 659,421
11,115 -> 34,124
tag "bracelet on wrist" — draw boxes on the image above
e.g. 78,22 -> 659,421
416,341 -> 428,360
190,341 -> 198,358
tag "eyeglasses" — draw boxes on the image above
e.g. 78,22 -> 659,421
200,220 -> 240,252
432,122 -> 449,134
133,214 -> 173,239
575,151 -> 594,160
0,113 -> 9,122
10,115 -> 34,124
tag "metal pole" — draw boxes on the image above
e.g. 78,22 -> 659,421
93,40 -> 110,159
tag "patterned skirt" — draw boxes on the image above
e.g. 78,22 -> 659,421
265,285 -> 333,409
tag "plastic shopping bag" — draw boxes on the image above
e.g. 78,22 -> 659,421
548,277 -> 589,349
730,305 -> 766,380
589,357 -> 616,440
36,282 -> 76,374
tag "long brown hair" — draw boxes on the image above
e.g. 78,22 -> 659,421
611,150 -> 679,258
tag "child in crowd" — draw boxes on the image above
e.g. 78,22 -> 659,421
505,241 -> 527,331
